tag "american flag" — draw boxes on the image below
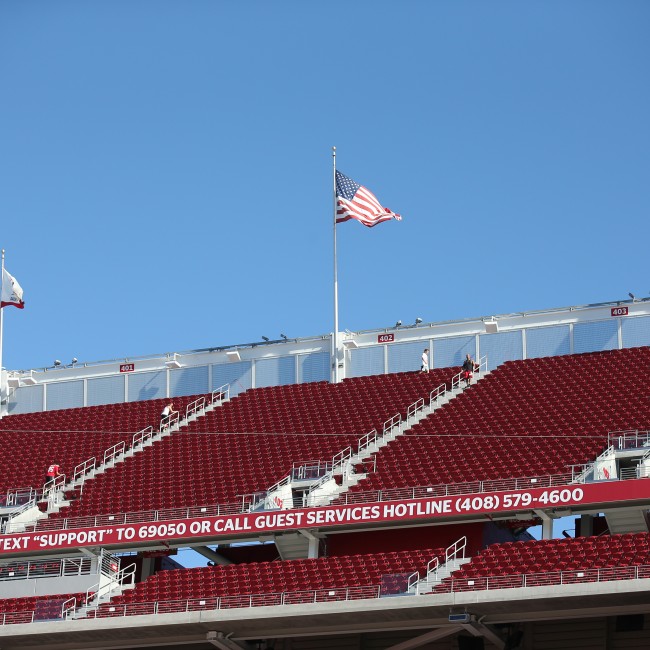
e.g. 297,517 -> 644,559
335,171 -> 402,228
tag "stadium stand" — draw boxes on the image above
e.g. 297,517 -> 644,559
0,394 -> 204,498
1,306 -> 650,649
431,532 -> 650,593
37,369 -> 456,526
338,347 -> 650,498
91,547 -> 445,617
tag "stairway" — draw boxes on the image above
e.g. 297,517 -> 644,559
303,361 -> 491,508
6,388 -> 230,533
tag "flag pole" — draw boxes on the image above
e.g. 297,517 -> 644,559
0,249 -> 5,419
332,146 -> 339,383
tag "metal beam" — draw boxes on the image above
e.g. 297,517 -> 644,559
206,631 -> 253,650
462,621 -> 505,649
384,625 -> 463,650
194,546 -> 232,566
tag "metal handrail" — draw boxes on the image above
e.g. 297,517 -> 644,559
609,429 -> 650,450
431,564 -> 650,595
132,425 -> 154,449
89,585 -> 381,619
73,457 -> 96,485
185,396 -> 206,420
61,596 -> 77,620
27,466 -> 624,533
103,442 -> 125,466
383,413 -> 402,437
212,384 -> 230,405
0,487 -> 38,508
0,557 -> 93,581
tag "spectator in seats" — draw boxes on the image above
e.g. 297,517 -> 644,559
421,348 -> 430,373
462,353 -> 478,387
44,463 -> 62,487
160,402 -> 177,428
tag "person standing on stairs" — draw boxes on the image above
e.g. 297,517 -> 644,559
160,402 -> 177,428
421,348 -> 430,373
462,353 -> 478,388
44,463 -> 62,488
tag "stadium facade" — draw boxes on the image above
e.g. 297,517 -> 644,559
0,297 -> 649,650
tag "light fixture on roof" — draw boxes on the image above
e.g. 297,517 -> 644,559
342,339 -> 359,349
394,320 -> 402,328
71,357 -> 78,366
261,336 -> 270,342
226,350 -> 241,362
53,360 -> 61,367
484,318 -> 499,334
415,317 -> 423,325
165,354 -> 182,369
280,333 -> 288,341
629,292 -> 637,302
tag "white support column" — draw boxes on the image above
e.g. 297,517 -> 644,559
535,509 -> 554,540
617,318 -> 623,349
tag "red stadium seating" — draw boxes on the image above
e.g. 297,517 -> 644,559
94,547 -> 443,616
0,592 -> 90,623
342,347 -> 650,495
432,532 -> 650,593
40,371 -> 455,524
0,395 -> 206,496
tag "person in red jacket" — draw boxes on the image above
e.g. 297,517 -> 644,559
44,463 -> 62,486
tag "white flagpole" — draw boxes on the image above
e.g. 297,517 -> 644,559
0,249 -> 5,419
332,146 -> 339,383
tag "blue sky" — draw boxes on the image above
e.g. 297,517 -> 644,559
1,0 -> 648,371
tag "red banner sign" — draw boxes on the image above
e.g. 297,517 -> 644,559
120,364 -> 135,373
2,480 -> 648,556
378,333 -> 394,344
611,307 -> 628,317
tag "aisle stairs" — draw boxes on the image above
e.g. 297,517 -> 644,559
263,358 -> 489,510
4,387 -> 230,533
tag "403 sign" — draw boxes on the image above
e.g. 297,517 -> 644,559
377,333 -> 395,343
611,307 -> 628,317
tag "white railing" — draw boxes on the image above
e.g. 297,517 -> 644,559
103,442 -> 125,466
609,429 -> 650,450
86,561 -> 136,606
429,383 -> 447,409
383,413 -> 402,437
73,457 -> 96,485
132,425 -> 154,449
212,384 -> 230,406
186,396 -> 206,420
61,596 -> 78,620
160,410 -> 179,431
43,474 -> 66,502
89,585 -> 381,619
408,537 -> 467,593
430,564 -> 650,595
28,465 -> 617,533
338,472 -> 577,506
0,557 -> 92,581
0,611 -> 34,625
407,397 -> 425,421
0,487 -> 38,509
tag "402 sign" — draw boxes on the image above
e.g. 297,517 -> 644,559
378,333 -> 395,343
